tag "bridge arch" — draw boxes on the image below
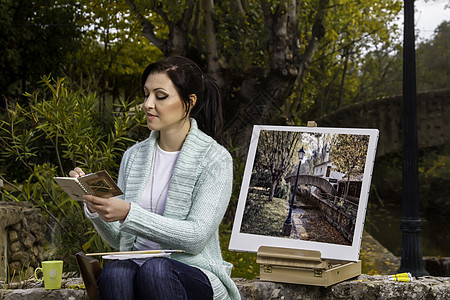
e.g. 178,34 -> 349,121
316,89 -> 450,156
285,175 -> 338,196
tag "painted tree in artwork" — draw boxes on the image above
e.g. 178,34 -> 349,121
329,134 -> 369,200
253,130 -> 301,201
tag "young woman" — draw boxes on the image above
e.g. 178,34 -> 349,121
70,56 -> 240,300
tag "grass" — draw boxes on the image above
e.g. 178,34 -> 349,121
219,225 -> 260,279
240,193 -> 288,237
218,193 -> 289,280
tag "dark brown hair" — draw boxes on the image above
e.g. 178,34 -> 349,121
142,56 -> 223,140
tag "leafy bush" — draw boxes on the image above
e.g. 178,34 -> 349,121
0,76 -> 146,270
0,76 -> 262,278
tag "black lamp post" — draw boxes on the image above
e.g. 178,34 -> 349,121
398,0 -> 428,276
282,147 -> 305,236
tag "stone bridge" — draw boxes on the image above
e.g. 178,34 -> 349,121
285,174 -> 338,196
316,89 -> 450,156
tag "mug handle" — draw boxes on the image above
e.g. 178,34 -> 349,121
34,267 -> 43,282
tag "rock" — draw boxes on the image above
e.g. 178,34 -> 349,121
23,234 -> 36,249
8,231 -> 19,243
11,223 -> 21,232
0,276 -> 448,300
62,277 -> 84,289
235,276 -> 450,300
3,288 -> 86,300
424,257 -> 450,277
7,262 -> 21,274
9,251 -> 23,261
19,252 -> 31,267
9,242 -> 21,254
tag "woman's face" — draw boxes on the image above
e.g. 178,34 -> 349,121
143,72 -> 188,133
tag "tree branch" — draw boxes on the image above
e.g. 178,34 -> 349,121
193,2 -> 203,52
181,0 -> 195,29
236,0 -> 247,23
203,0 -> 222,84
125,0 -> 166,52
259,0 -> 273,43
298,0 -> 330,77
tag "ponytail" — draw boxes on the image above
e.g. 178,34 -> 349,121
191,74 -> 223,140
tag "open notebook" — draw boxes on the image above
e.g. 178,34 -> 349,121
54,170 -> 123,201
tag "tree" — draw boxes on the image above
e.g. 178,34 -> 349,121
415,21 -> 450,91
252,130 -> 301,201
354,20 -> 450,100
123,0 -> 402,149
0,0 -> 82,104
329,134 -> 369,201
63,0 -> 163,118
287,0 -> 403,121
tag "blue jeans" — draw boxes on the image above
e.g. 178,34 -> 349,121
97,257 -> 214,300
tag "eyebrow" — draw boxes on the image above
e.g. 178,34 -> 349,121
143,86 -> 168,93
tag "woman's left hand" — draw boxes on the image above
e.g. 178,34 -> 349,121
83,195 -> 130,222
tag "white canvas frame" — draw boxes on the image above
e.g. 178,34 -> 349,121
229,125 -> 379,262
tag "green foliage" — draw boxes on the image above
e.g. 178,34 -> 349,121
274,178 -> 291,200
350,20 -> 450,101
330,134 -> 369,178
215,1 -> 267,69
0,0 -> 82,100
220,224 -> 259,279
371,143 -> 450,217
329,134 -> 369,200
0,76 -> 146,270
65,1 -> 163,106
418,144 -> 450,214
240,195 -> 287,237
416,21 -> 450,91
286,0 -> 403,120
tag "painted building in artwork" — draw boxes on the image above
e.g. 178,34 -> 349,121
310,145 -> 343,195
310,145 -> 363,199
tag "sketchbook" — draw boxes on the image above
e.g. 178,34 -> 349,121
54,170 -> 123,201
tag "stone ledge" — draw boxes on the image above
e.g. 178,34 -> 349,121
1,275 -> 449,299
0,288 -> 84,300
235,275 -> 450,299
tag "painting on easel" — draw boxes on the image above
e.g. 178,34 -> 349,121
229,125 -> 379,262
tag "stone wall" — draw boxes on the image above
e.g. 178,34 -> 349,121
316,196 -> 355,243
316,89 -> 450,156
1,276 -> 449,299
425,257 -> 450,277
0,202 -> 47,282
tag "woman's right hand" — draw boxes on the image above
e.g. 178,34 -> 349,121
68,167 -> 96,214
69,167 -> 85,178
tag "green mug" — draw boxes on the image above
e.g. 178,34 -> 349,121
34,260 -> 64,289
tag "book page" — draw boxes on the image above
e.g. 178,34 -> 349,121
77,170 -> 123,198
53,177 -> 87,201
54,170 -> 123,201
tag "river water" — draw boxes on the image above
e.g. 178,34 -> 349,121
365,200 -> 450,257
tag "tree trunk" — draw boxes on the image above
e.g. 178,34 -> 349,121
127,0 -> 330,152
269,179 -> 277,202
223,0 -> 329,152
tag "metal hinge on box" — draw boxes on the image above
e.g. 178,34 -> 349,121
263,265 -> 272,273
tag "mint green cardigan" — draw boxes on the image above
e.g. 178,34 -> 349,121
86,119 -> 240,300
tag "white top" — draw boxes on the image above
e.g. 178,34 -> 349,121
133,143 -> 180,252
